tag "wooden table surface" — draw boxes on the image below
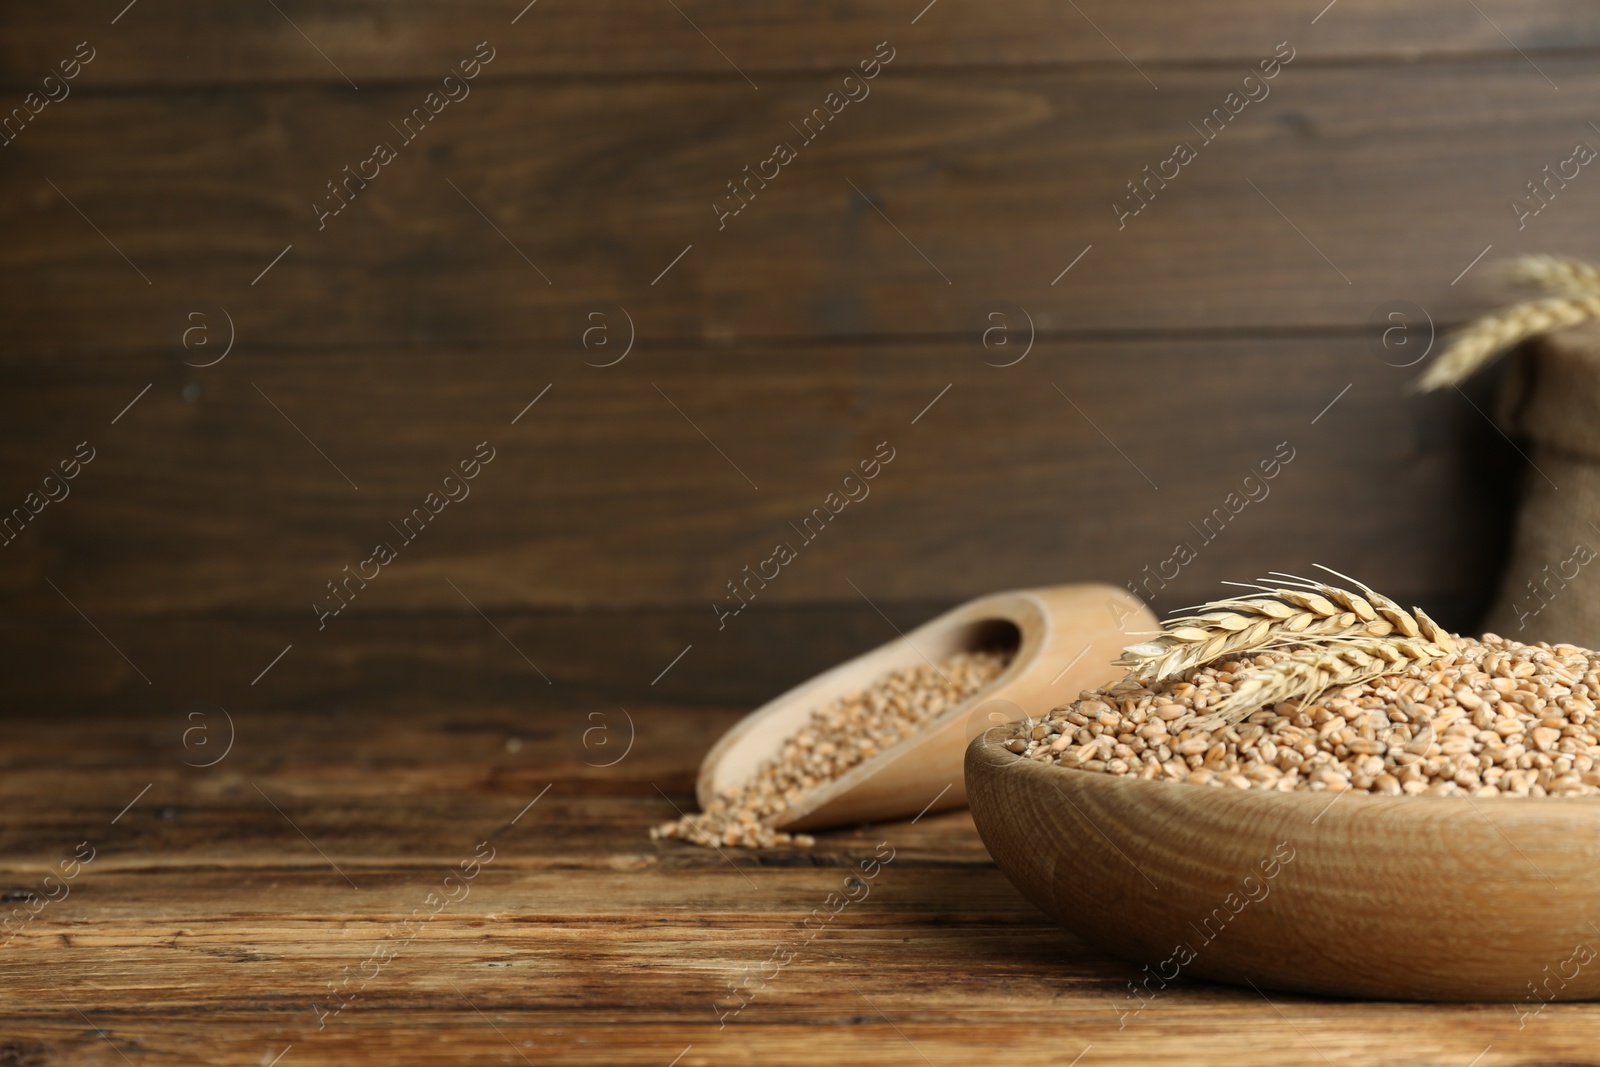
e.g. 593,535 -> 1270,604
5,669 -> 1600,1067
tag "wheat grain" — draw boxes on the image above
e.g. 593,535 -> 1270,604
1415,288 -> 1600,392
1115,568 -> 1450,683
652,647 -> 1009,849
1018,634 -> 1600,797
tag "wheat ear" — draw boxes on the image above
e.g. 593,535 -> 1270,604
1414,293 -> 1600,392
1501,254 -> 1600,296
1114,567 -> 1451,683
1212,638 -> 1450,724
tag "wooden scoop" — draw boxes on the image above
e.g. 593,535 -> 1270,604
695,584 -> 1156,832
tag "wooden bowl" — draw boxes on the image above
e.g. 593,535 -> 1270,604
696,584 -> 1155,832
966,730 -> 1600,1001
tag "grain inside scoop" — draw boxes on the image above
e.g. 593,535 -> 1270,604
659,584 -> 1154,845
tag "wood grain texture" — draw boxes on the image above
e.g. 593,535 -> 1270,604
4,695 -> 1600,1064
2,60 -> 1598,356
0,340 -> 1516,620
2,0 -> 1596,86
967,731 -> 1600,1001
0,605 -> 986,717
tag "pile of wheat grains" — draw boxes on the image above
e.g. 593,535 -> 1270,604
1014,632 -> 1600,797
655,647 -> 1010,848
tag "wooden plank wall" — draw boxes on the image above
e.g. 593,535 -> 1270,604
3,0 -> 1591,707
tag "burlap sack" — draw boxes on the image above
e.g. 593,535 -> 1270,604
1483,321 -> 1600,644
